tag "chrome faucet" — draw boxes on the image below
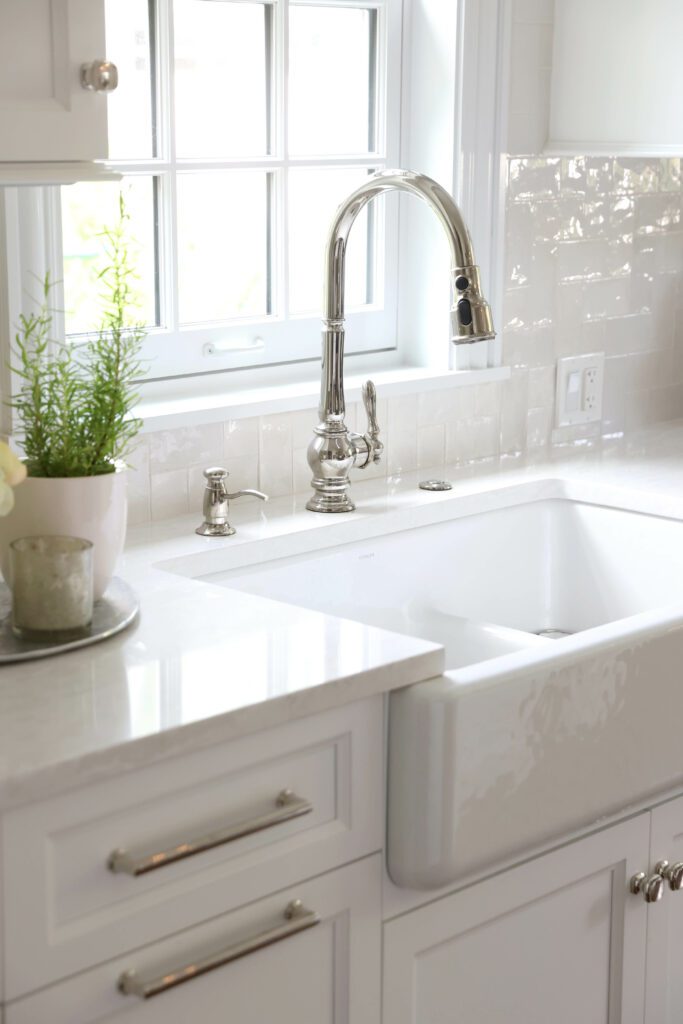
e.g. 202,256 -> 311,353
306,169 -> 495,514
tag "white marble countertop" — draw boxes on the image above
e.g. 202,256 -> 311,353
2,418 -> 683,812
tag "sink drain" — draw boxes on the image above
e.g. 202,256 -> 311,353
534,628 -> 574,640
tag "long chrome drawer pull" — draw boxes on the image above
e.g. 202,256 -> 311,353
118,899 -> 320,999
108,789 -> 312,876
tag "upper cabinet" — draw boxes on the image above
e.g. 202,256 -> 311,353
0,0 -> 117,181
507,0 -> 683,156
549,0 -> 683,154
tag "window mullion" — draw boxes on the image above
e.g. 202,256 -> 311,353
290,0 -> 385,7
43,187 -> 66,345
367,6 -> 378,152
287,154 -> 385,167
278,0 -> 290,322
155,0 -> 180,334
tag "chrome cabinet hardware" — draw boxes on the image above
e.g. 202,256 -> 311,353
80,60 -> 119,92
195,465 -> 268,537
306,169 -> 495,514
108,789 -> 312,877
118,899 -> 319,999
630,871 -> 665,903
655,859 -> 683,891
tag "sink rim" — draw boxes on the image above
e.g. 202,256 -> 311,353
157,477 -> 683,679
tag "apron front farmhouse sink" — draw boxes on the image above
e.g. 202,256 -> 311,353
167,486 -> 683,889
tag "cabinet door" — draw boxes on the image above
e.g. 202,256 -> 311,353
645,795 -> 683,1023
384,816 -> 650,1024
7,855 -> 381,1024
0,0 -> 108,162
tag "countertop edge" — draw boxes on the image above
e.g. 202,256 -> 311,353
0,645 -> 443,813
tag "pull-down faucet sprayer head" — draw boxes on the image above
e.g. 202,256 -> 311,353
450,263 -> 496,344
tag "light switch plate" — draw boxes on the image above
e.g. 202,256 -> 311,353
555,352 -> 605,426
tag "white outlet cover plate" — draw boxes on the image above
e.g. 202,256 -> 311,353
555,352 -> 605,427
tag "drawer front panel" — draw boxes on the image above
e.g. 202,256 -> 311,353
6,855 -> 382,1024
3,698 -> 383,999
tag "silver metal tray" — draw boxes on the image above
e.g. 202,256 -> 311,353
0,577 -> 139,663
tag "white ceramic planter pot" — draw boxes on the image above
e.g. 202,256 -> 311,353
0,469 -> 127,600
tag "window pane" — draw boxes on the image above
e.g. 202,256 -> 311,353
289,168 -> 373,314
61,178 -> 159,335
105,0 -> 155,159
177,171 -> 269,323
174,0 -> 269,158
289,6 -> 375,156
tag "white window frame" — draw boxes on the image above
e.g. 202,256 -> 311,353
8,0 -> 405,380
151,0 -> 404,379
0,0 -> 512,424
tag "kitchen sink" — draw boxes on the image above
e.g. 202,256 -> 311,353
203,498 -> 683,669
171,488 -> 683,891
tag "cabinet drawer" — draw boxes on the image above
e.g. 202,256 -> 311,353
2,698 -> 383,999
6,854 -> 381,1024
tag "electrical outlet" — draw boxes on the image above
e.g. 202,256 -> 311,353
555,353 -> 605,427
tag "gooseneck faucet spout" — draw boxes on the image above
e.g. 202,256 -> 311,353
306,169 -> 495,514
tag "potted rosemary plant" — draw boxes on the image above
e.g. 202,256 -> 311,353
0,195 -> 145,598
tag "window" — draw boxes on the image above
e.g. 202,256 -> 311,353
59,0 -> 402,382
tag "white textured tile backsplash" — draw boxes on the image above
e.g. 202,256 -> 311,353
505,151 -> 683,452
258,413 -> 294,498
148,424 -> 223,473
150,467 -> 189,521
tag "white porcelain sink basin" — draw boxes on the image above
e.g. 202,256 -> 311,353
204,498 -> 683,669
183,489 -> 683,891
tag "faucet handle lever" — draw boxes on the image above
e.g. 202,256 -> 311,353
362,380 -> 380,439
361,380 -> 383,465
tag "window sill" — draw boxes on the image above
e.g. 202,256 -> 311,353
137,365 -> 511,432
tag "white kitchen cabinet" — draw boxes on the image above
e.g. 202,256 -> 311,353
549,0 -> 683,154
7,685 -> 683,1024
383,815 -> 651,1024
2,698 -> 383,1000
644,795 -> 683,1023
7,854 -> 381,1024
507,1 -> 683,156
0,0 -> 110,163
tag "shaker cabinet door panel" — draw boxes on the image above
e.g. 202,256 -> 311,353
645,795 -> 683,1024
0,0 -> 108,162
383,815 -> 650,1024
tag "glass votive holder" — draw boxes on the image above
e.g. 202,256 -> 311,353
9,536 -> 94,642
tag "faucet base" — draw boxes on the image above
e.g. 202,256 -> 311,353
195,522 -> 237,537
306,492 -> 356,514
306,425 -> 360,513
